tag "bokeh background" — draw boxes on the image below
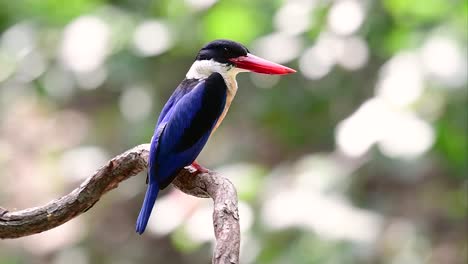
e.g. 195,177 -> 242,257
0,0 -> 466,263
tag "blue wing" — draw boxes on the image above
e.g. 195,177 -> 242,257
136,73 -> 227,234
155,78 -> 201,125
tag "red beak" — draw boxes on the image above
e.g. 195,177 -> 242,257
229,53 -> 296,75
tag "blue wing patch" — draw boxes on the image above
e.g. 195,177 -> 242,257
156,79 -> 200,125
150,72 -> 227,188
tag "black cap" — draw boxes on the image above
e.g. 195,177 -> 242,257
196,39 -> 250,63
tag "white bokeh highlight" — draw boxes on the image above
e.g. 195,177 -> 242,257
0,23 -> 36,60
336,98 -> 435,158
420,35 -> 468,87
185,0 -> 217,10
328,0 -> 365,35
132,20 -> 173,57
262,190 -> 382,243
75,67 -> 107,90
59,146 -> 109,181
119,85 -> 153,122
15,50 -> 47,82
274,1 -> 313,35
336,98 -> 392,157
252,33 -> 303,64
147,195 -> 188,236
378,113 -> 435,159
376,52 -> 424,107
337,36 -> 369,70
60,16 -> 110,73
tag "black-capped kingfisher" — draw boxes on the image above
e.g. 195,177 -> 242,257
136,39 -> 296,234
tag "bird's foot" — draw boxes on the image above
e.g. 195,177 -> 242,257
191,160 -> 209,173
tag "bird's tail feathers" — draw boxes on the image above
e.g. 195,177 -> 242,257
135,181 -> 159,234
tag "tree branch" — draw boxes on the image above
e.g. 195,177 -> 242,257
0,144 -> 240,264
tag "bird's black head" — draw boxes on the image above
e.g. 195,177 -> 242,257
186,39 -> 295,78
196,39 -> 250,64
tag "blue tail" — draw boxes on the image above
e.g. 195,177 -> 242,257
136,181 -> 159,234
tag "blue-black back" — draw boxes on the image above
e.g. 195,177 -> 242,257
150,72 -> 227,187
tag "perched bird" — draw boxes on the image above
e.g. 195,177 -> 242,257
136,39 -> 296,234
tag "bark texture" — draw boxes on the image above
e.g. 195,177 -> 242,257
0,144 -> 240,264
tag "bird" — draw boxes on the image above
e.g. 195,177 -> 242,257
136,39 -> 296,234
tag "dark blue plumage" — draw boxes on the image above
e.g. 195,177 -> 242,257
136,73 -> 227,234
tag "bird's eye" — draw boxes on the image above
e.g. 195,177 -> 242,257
223,47 -> 229,52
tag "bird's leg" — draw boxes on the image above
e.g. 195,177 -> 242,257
191,160 -> 209,173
